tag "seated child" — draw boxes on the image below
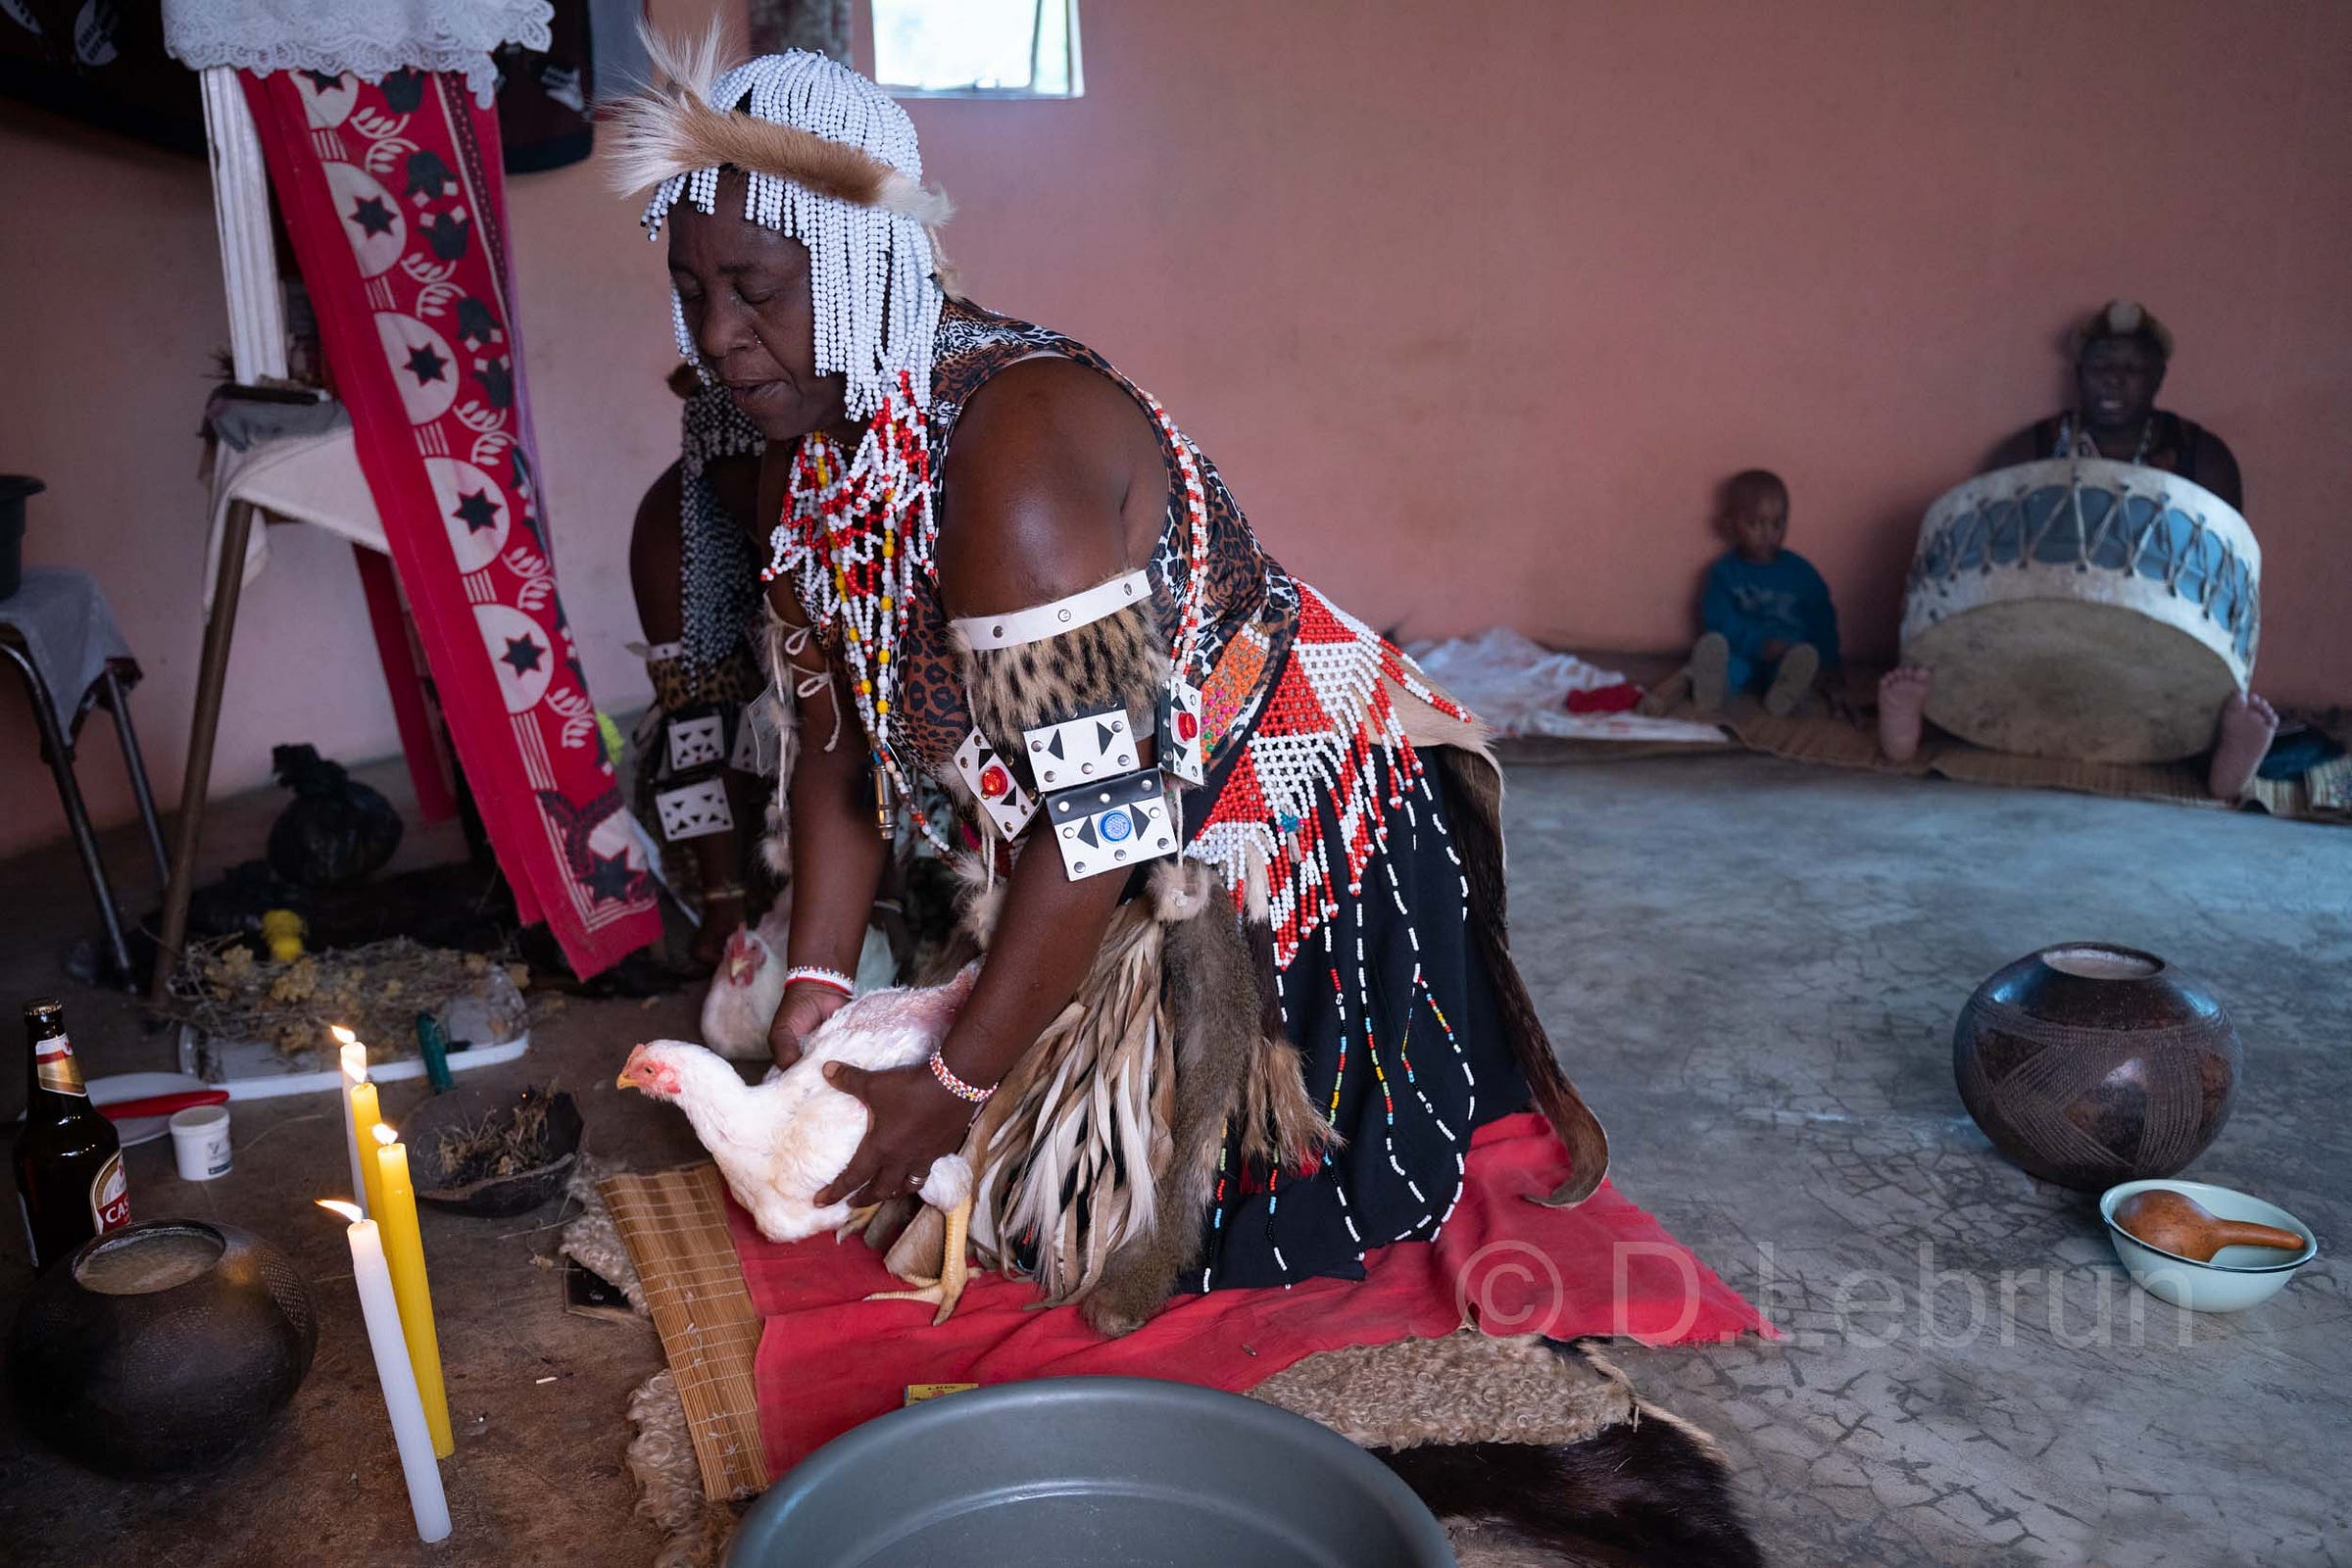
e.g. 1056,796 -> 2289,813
1643,469 -> 1840,717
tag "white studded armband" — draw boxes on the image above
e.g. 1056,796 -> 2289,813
950,570 -> 1153,652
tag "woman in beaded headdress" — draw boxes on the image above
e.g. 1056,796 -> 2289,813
612,35 -> 1607,1333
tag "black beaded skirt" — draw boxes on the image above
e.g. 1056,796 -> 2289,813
1190,759 -> 1528,1291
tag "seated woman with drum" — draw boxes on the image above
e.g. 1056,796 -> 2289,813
1880,300 -> 2278,800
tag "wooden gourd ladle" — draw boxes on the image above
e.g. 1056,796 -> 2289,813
2114,1190 -> 2305,1262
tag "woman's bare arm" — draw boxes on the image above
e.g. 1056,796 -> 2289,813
815,358 -> 1169,1206
756,445 -> 890,1066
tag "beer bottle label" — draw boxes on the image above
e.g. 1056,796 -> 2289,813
35,1032 -> 86,1096
90,1152 -> 130,1235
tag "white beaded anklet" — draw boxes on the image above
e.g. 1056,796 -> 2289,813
782,966 -> 856,998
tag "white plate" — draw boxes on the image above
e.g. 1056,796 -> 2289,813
88,1072 -> 217,1148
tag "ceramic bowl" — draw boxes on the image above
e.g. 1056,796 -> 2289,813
2100,1178 -> 2318,1312
402,1085 -> 582,1217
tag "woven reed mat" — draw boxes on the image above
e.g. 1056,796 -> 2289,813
1722,702 -> 2346,821
608,1164 -> 1700,1507
600,1165 -> 769,1500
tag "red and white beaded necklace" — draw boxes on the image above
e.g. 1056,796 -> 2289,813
766,373 -> 1215,843
763,370 -> 940,838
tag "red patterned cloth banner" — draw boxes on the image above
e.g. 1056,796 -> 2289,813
243,67 -> 659,976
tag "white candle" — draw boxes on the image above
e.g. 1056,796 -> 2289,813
333,1028 -> 370,1216
318,1200 -> 451,1543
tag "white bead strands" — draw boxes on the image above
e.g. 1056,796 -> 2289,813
639,51 -> 945,423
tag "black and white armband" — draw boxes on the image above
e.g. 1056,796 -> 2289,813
949,569 -> 1199,881
643,640 -> 779,844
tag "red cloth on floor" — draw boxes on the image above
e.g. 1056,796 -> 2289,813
1566,682 -> 1644,713
730,1112 -> 1768,1477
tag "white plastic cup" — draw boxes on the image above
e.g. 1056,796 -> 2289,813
169,1104 -> 233,1181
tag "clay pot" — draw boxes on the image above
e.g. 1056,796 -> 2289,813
1953,944 -> 2239,1191
8,1220 -> 317,1476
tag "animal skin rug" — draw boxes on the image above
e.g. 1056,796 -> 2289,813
624,1329 -> 1759,1567
560,1156 -> 647,1313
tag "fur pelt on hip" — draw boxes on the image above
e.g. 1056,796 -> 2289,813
956,597 -> 1171,770
958,856 -> 1329,1336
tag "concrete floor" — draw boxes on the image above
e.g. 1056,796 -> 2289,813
1,751 -> 2346,1566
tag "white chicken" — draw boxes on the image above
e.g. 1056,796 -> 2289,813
621,966 -> 979,1324
698,904 -> 902,1061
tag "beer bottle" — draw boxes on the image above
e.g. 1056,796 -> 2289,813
12,999 -> 131,1270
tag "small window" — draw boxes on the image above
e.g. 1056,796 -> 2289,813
870,0 -> 1083,98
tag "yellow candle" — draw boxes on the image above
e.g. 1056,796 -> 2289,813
372,1124 -> 453,1458
348,1081 -> 387,1222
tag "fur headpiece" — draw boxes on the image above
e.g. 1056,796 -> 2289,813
2071,298 -> 2174,363
609,28 -> 951,417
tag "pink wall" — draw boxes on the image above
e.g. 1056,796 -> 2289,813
903,0 -> 2350,703
4,0 -> 2347,858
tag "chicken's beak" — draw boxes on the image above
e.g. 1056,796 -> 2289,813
615,1047 -> 648,1093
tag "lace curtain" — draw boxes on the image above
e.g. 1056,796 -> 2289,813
163,0 -> 554,105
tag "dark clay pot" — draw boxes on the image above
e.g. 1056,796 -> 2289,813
1953,944 -> 2240,1191
9,1220 -> 317,1476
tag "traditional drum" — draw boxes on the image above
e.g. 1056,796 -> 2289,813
1899,459 -> 2260,763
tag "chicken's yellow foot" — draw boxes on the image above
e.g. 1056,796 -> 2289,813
835,1204 -> 881,1241
863,1193 -> 971,1327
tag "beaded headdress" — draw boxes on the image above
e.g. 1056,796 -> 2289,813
2071,299 -> 2173,364
610,29 -> 951,419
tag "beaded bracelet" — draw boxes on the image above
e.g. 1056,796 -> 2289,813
928,1052 -> 995,1104
782,965 -> 855,998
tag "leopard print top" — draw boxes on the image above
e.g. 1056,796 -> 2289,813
803,298 -> 1301,801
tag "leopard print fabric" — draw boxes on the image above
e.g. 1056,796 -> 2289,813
646,644 -> 764,714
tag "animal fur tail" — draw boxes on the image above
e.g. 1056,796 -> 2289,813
1379,1421 -> 1762,1568
1435,744 -> 1609,1205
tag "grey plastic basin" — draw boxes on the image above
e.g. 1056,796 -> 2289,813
724,1376 -> 1455,1567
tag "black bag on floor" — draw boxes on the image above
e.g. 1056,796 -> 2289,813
267,744 -> 403,888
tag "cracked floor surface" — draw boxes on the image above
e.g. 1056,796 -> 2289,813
0,749 -> 2343,1564
1510,752 -> 2349,1567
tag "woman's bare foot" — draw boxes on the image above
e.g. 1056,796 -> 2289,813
2207,692 -> 2278,802
1879,666 -> 1933,762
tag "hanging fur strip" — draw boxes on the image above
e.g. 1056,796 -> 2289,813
957,858 -> 1329,1335
606,24 -> 952,226
1433,742 -> 1610,1206
965,894 -> 1168,1308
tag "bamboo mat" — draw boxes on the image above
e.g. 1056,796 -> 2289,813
601,1164 -> 769,1501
